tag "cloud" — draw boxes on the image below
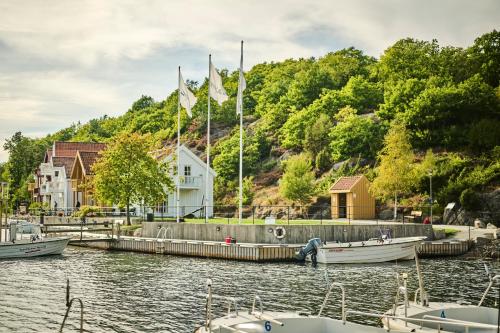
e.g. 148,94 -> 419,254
0,0 -> 499,162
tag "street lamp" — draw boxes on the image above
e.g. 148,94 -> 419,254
428,170 -> 433,225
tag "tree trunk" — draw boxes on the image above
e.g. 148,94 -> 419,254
126,199 -> 131,226
394,192 -> 398,221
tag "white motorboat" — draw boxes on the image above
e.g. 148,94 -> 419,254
0,220 -> 70,259
297,235 -> 427,264
381,257 -> 499,332
195,279 -> 397,333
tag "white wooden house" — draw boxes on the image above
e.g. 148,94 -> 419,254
153,145 -> 216,218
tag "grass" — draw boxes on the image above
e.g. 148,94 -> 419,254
120,224 -> 142,231
434,227 -> 459,238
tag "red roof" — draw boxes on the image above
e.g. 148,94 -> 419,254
78,151 -> 101,175
54,141 -> 106,158
330,176 -> 363,192
52,157 -> 75,177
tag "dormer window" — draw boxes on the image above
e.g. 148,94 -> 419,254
184,165 -> 191,176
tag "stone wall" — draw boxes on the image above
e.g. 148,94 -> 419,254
141,222 -> 434,244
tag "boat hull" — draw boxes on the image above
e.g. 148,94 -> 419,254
311,237 -> 426,264
0,237 -> 71,259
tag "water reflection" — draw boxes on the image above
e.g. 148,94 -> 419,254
0,247 -> 497,332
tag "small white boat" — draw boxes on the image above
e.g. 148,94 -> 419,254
382,259 -> 499,332
0,220 -> 70,259
195,279 -> 395,333
298,235 -> 427,264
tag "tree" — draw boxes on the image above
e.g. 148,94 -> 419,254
370,122 -> 417,219
329,106 -> 381,162
92,132 -> 173,225
3,132 -> 46,207
468,30 -> 500,87
305,113 -> 333,157
279,154 -> 316,210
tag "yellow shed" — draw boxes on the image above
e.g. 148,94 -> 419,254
330,175 -> 375,220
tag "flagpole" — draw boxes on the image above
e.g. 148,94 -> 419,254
177,66 -> 181,223
238,41 -> 244,225
205,55 -> 211,224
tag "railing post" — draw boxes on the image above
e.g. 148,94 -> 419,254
252,206 -> 255,224
320,206 -> 323,225
287,206 -> 290,225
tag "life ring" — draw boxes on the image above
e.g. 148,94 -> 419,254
274,226 -> 286,239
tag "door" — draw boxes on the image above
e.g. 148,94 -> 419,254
338,193 -> 347,218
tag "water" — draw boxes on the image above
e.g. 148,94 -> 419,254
0,247 -> 497,332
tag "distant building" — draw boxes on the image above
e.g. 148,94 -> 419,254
28,142 -> 106,210
330,175 -> 375,220
70,150 -> 103,207
154,144 -> 216,218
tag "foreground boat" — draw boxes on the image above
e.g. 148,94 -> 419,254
195,279 -> 393,333
297,235 -> 427,264
0,220 -> 70,259
382,257 -> 498,332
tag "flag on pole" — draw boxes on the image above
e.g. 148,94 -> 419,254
179,71 -> 197,117
209,61 -> 228,106
236,57 -> 246,115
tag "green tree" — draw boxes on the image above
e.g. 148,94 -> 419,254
329,106 -> 381,162
305,113 -> 333,157
3,132 -> 46,207
468,30 -> 500,87
92,132 -> 173,225
370,122 -> 417,219
279,154 -> 316,209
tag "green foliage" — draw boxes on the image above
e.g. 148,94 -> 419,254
468,30 -> 500,87
370,121 -> 418,200
279,154 -> 316,206
329,106 -> 381,161
459,189 -> 481,211
92,132 -> 174,224
241,176 -> 254,205
468,119 -> 500,152
72,205 -> 103,218
28,201 -> 49,214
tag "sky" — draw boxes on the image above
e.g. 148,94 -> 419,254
0,0 -> 499,162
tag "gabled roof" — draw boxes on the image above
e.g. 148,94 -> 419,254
329,175 -> 364,193
44,149 -> 52,163
53,141 -> 106,158
157,144 -> 216,177
52,156 -> 75,177
71,151 -> 102,178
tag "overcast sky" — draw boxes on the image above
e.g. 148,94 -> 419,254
0,0 -> 498,162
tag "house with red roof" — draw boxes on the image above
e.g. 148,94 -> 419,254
329,175 -> 375,220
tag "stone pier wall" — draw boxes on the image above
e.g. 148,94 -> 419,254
141,222 -> 434,244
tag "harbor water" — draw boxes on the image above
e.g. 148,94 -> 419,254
0,247 -> 497,332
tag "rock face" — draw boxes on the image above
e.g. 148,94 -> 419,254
444,189 -> 500,226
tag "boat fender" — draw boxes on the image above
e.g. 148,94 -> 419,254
274,227 -> 286,239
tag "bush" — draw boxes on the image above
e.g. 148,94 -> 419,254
72,205 -> 103,218
460,189 -> 481,211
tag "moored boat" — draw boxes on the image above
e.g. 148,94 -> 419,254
0,220 -> 70,259
297,235 -> 427,264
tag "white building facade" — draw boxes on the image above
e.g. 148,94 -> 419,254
153,145 -> 216,218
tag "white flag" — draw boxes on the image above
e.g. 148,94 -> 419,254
236,66 -> 246,115
179,71 -> 197,117
209,61 -> 228,106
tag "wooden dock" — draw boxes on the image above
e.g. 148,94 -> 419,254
417,240 -> 472,257
70,237 -> 302,262
69,237 -> 474,261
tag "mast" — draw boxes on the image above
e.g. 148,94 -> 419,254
205,55 -> 211,223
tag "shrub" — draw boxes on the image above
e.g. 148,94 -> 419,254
72,205 -> 103,218
460,189 -> 481,211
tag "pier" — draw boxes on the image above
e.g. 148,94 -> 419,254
70,237 -> 302,262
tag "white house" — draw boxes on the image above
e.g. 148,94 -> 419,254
153,145 -> 216,218
30,142 -> 106,211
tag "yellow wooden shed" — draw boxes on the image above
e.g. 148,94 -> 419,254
330,175 -> 375,220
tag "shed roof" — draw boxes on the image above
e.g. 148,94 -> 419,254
329,175 -> 364,193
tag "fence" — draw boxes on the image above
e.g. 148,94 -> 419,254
23,204 -> 444,225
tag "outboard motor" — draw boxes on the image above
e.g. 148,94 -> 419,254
296,238 -> 322,264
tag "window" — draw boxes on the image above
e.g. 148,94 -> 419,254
184,165 -> 191,176
54,171 -> 59,177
